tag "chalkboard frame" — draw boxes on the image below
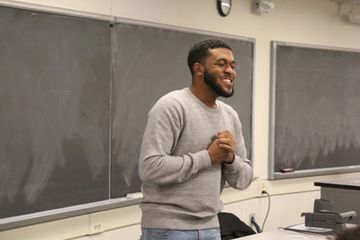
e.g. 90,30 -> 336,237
0,4 -> 255,230
269,41 -> 360,180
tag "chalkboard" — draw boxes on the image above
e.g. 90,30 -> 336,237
0,5 -> 254,225
0,6 -> 111,219
110,21 -> 254,198
269,41 -> 360,179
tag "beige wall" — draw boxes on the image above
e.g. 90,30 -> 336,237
1,0 -> 360,239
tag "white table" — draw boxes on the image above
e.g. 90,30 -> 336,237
236,229 -> 331,240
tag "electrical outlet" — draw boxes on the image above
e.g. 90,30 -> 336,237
258,181 -> 269,196
249,213 -> 256,224
90,223 -> 103,234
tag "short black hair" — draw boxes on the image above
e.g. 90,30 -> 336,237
187,39 -> 232,77
335,225 -> 360,240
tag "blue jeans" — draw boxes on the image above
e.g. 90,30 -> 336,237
141,228 -> 221,240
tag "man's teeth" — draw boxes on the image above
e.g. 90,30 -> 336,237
223,79 -> 232,84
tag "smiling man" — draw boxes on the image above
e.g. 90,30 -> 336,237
139,39 -> 253,240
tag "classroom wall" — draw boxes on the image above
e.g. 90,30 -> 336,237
1,0 -> 360,239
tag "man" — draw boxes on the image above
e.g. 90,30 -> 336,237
139,39 -> 253,240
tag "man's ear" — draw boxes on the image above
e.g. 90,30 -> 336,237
193,63 -> 204,76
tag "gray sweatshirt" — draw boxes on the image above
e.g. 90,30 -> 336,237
139,87 -> 253,230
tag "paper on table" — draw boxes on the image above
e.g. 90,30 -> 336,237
284,223 -> 333,234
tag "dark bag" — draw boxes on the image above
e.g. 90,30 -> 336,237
218,212 -> 257,239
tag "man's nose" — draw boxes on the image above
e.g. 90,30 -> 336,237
224,65 -> 236,75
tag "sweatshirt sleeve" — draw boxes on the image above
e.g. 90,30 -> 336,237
138,97 -> 212,186
222,113 -> 253,190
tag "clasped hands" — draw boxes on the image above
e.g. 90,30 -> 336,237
208,130 -> 236,165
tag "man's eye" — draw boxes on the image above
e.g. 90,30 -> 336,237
215,62 -> 236,69
215,62 -> 226,67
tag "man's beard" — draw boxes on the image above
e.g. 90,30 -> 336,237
203,70 -> 234,98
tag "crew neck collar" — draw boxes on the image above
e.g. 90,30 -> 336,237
185,88 -> 220,113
